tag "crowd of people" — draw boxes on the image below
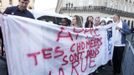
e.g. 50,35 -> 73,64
60,15 -> 114,29
0,0 -> 133,75
60,14 -> 130,75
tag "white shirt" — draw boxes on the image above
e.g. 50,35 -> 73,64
113,20 -> 125,46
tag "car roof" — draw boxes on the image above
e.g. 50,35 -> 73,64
30,10 -> 72,20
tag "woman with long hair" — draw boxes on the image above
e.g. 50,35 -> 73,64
85,16 -> 94,28
71,15 -> 82,27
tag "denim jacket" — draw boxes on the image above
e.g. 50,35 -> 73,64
120,21 -> 130,44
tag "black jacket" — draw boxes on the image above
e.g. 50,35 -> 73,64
4,6 -> 35,19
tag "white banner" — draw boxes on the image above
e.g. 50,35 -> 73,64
0,15 -> 114,75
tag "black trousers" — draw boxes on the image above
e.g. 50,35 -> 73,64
0,28 -> 4,56
112,46 -> 125,74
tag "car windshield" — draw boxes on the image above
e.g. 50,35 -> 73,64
37,16 -> 63,25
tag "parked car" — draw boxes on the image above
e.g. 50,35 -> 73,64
31,10 -> 72,25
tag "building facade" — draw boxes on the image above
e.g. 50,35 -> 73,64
0,0 -> 35,12
56,0 -> 134,13
56,0 -> 134,27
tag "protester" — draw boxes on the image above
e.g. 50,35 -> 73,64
1,0 -> 35,55
0,0 -> 35,58
89,16 -> 101,75
4,0 -> 34,19
100,20 -> 106,26
86,16 -> 94,22
94,17 -> 101,28
107,20 -> 113,25
112,14 -> 130,75
85,16 -> 94,28
60,18 -> 71,26
71,15 -> 82,27
0,1 -> 35,75
106,20 -> 113,66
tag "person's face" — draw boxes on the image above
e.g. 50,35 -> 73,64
88,16 -> 93,22
95,17 -> 100,26
72,17 -> 77,25
61,19 -> 68,26
113,15 -> 118,23
18,0 -> 29,11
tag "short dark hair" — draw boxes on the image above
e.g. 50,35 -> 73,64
61,18 -> 71,26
